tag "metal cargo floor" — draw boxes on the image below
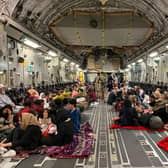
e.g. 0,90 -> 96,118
1,102 -> 168,168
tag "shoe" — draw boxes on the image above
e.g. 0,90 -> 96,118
1,150 -> 16,158
94,102 -> 99,105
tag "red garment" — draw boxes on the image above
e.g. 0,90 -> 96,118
29,96 -> 39,105
71,91 -> 79,98
87,91 -> 97,102
31,104 -> 43,114
109,124 -> 164,132
157,137 -> 168,151
17,108 -> 32,117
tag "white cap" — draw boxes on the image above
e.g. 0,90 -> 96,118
0,84 -> 5,88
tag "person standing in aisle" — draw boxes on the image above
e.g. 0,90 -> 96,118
94,73 -> 106,100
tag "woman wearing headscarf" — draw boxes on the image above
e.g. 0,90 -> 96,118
0,113 -> 41,150
119,99 -> 139,126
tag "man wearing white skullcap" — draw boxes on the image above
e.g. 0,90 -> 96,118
0,84 -> 15,108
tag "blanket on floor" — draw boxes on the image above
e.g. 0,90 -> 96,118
46,122 -> 94,158
13,122 -> 94,160
109,124 -> 164,131
157,137 -> 168,151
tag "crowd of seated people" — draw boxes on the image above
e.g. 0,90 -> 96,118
0,82 -> 98,151
108,84 -> 168,130
1,79 -> 168,153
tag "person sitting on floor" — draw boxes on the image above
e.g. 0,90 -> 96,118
142,91 -> 150,108
138,94 -> 165,129
67,98 -> 80,133
0,105 -> 15,141
118,99 -> 139,126
0,113 -> 41,150
71,85 -> 79,98
17,100 -> 32,117
39,92 -> 49,109
138,114 -> 164,129
41,99 -> 73,146
134,101 -> 144,115
0,84 -> 15,108
38,108 -> 57,137
87,87 -> 97,104
31,99 -> 44,115
38,108 -> 52,125
27,87 -> 39,106
149,94 -> 168,124
114,98 -> 124,112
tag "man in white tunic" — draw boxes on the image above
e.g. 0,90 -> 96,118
0,84 -> 15,108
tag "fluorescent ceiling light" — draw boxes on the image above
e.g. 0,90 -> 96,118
76,64 -> 79,68
45,56 -> 52,60
137,59 -> 143,63
153,57 -> 160,61
149,51 -> 158,57
70,62 -> 75,65
125,68 -> 130,72
48,50 -> 57,57
132,62 -> 135,65
127,65 -> 131,68
63,58 -> 69,63
166,45 -> 168,49
23,38 -> 41,48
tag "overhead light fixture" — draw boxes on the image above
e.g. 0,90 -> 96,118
166,45 -> 168,49
76,64 -> 79,68
137,59 -> 143,63
149,51 -> 158,57
70,62 -> 75,65
132,62 -> 135,65
63,58 -> 69,63
127,65 -> 131,68
44,56 -> 52,60
125,68 -> 130,72
48,50 -> 57,57
153,57 -> 160,61
23,38 -> 41,48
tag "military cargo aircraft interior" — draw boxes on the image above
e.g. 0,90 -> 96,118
1,0 -> 168,168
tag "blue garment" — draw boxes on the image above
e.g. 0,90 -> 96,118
67,108 -> 80,133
